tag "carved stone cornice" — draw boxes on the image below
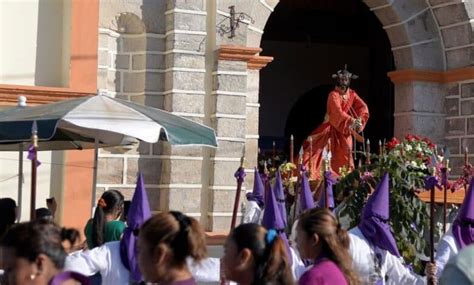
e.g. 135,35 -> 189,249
218,45 -> 273,70
0,84 -> 93,106
388,67 -> 474,84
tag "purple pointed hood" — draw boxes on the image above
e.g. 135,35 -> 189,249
246,167 -> 265,208
262,183 -> 285,230
358,173 -> 400,257
299,171 -> 314,213
317,171 -> 336,209
452,177 -> 474,249
120,173 -> 152,282
261,183 -> 293,265
274,170 -> 288,226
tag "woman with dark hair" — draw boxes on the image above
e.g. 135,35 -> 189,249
137,211 -> 207,285
0,220 -> 89,285
297,208 -> 359,285
0,198 -> 17,239
85,190 -> 125,249
61,228 -> 84,254
221,223 -> 294,285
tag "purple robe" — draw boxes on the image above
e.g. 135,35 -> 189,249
452,177 -> 474,249
298,256 -> 348,285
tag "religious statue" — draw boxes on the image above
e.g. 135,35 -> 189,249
302,66 -> 370,180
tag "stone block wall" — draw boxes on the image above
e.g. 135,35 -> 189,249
444,81 -> 474,175
393,81 -> 445,142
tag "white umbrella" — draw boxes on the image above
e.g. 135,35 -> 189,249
0,95 -> 218,218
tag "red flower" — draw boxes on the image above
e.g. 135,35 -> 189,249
405,134 -> 415,142
386,137 -> 400,150
425,156 -> 432,165
414,135 -> 421,141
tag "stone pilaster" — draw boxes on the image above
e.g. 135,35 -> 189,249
159,0 -> 208,220
205,44 -> 272,231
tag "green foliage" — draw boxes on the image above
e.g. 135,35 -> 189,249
336,136 -> 436,273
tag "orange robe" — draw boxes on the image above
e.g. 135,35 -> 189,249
303,88 -> 369,180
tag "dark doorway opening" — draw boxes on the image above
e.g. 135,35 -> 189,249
259,0 -> 394,158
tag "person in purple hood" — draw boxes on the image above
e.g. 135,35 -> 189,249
242,168 -> 265,224
348,173 -> 427,285
431,177 -> 474,277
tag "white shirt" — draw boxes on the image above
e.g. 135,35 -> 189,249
349,227 -> 425,285
64,241 -> 220,284
435,229 -> 459,277
242,200 -> 263,224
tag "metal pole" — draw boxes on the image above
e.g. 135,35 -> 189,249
230,157 -> 245,230
442,166 -> 448,233
30,122 -> 38,220
428,184 -> 436,285
290,135 -> 294,165
91,138 -> 99,217
17,144 -> 23,222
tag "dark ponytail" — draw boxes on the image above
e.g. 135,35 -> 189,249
231,223 -> 294,285
299,208 -> 360,285
139,211 -> 207,265
91,190 -> 124,248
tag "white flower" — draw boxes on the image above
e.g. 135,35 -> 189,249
415,145 -> 422,152
405,144 -> 413,151
411,161 -> 418,167
419,163 -> 427,170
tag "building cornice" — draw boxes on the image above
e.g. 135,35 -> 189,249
388,67 -> 474,84
0,84 -> 93,106
217,45 -> 274,70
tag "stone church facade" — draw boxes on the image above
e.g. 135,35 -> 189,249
95,0 -> 474,231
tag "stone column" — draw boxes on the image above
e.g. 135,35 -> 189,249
206,45 -> 272,231
159,0 -> 208,220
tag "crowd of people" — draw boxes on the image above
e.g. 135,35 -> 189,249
0,170 -> 473,285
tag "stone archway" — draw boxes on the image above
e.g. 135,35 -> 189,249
240,0 -> 474,174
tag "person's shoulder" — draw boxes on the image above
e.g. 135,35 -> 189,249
84,219 -> 93,231
107,220 -> 126,227
103,240 -> 121,252
440,244 -> 474,284
328,89 -> 339,97
348,226 -> 363,238
347,227 -> 370,251
107,220 -> 126,231
301,260 -> 347,284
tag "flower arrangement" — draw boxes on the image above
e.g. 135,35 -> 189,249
258,134 -> 470,273
336,134 -> 438,273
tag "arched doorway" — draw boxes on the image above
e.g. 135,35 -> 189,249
258,0 -> 394,156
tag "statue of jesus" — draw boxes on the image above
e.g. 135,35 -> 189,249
302,66 -> 370,180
